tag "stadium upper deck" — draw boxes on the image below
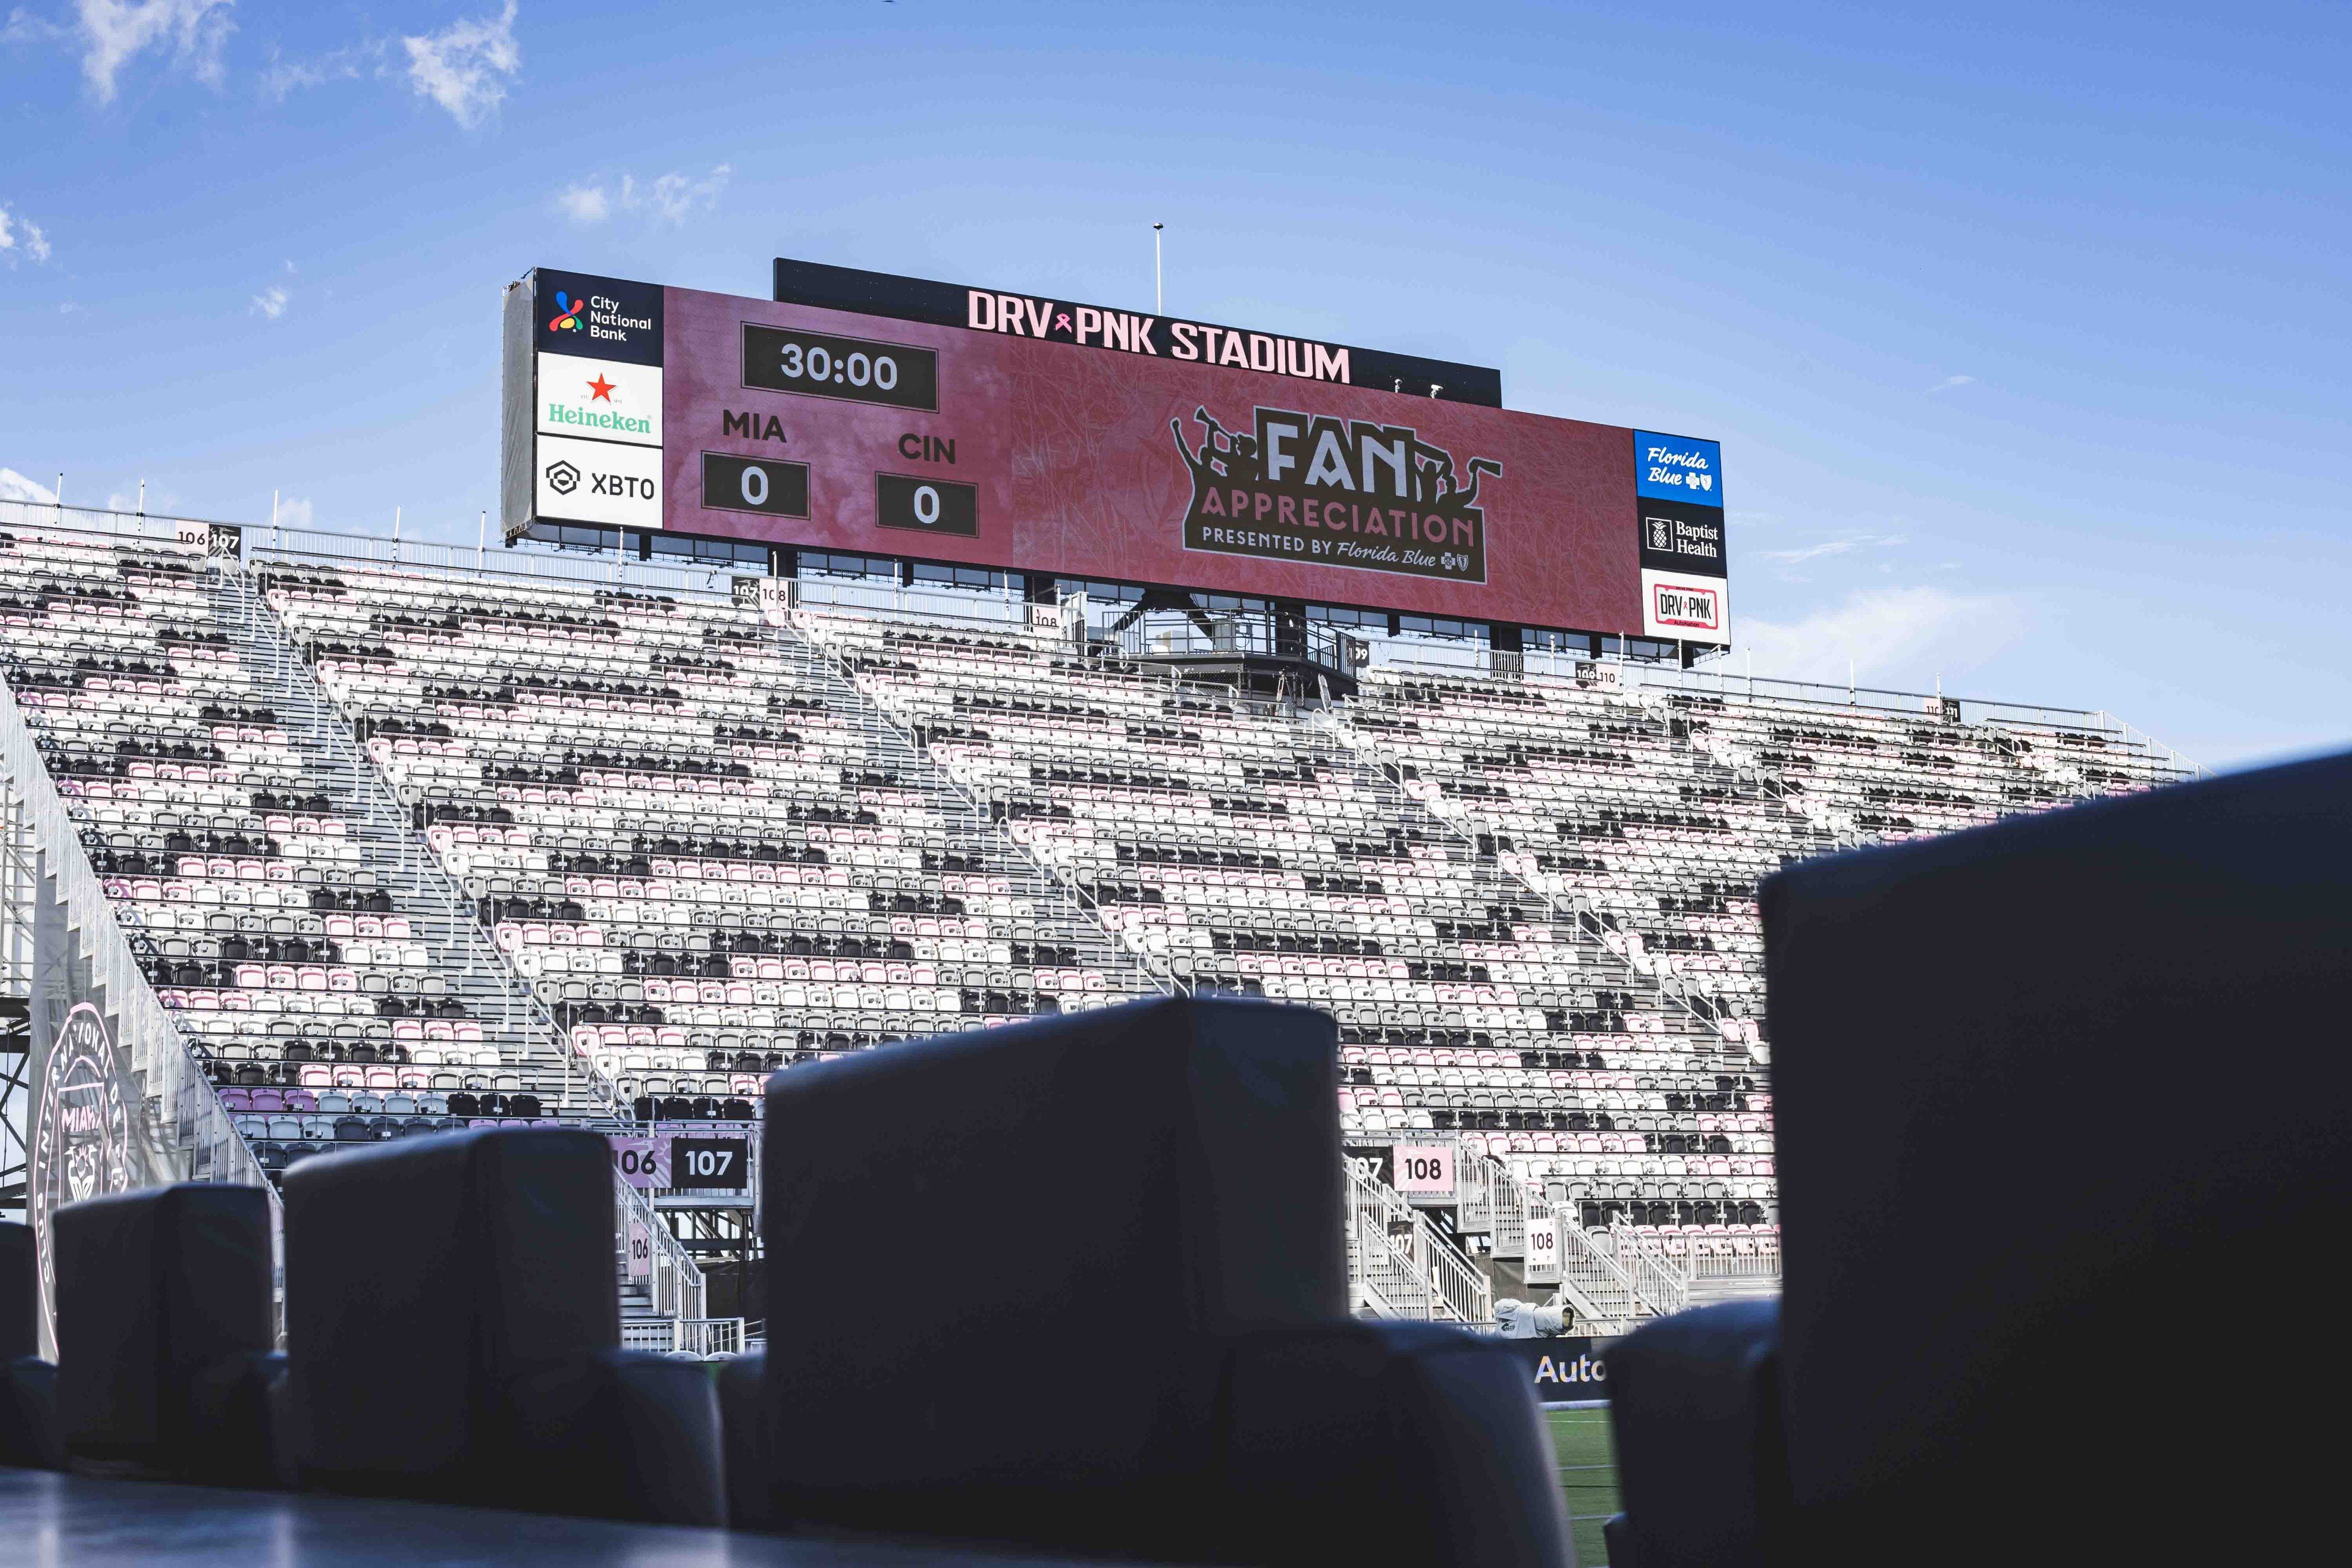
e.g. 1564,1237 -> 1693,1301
0,503 -> 2195,1271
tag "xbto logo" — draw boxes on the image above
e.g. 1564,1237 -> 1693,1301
546,459 -> 581,496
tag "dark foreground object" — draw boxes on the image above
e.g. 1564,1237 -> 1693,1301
5,997 -> 1570,1562
0,1468 -> 1128,1567
1606,750 -> 2352,1566
760,996 -> 1569,1564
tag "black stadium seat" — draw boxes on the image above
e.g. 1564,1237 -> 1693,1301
0,1221 -> 63,1471
281,1127 -> 722,1524
51,1184 -> 283,1486
1607,748 -> 2352,1565
757,994 -> 1569,1564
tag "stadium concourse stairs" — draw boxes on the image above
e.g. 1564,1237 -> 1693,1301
0,517 -> 2192,1310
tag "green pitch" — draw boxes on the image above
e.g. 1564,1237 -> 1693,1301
1546,1406 -> 1620,1566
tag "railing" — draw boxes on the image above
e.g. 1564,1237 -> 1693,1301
1606,1217 -> 1692,1319
1345,1157 -> 1492,1324
1456,1149 -> 1533,1260
621,1315 -> 750,1357
1551,1218 -> 1643,1335
614,1164 -> 705,1321
1110,610 -> 1365,683
2,499 -> 2197,779
770,616 -> 1170,1003
212,564 -> 618,1116
1309,703 -> 1738,1039
0,672 -> 281,1352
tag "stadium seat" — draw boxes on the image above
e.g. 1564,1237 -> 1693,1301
51,1184 -> 283,1486
281,1127 -> 722,1524
1608,748 -> 2349,1563
0,1221 -> 63,1472
758,993 -> 1570,1563
1600,1299 -> 1786,1568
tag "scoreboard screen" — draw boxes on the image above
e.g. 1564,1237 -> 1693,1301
500,264 -> 1727,643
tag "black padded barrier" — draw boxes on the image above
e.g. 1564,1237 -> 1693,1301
759,994 -> 1571,1565
1759,749 -> 2352,1563
52,1184 -> 281,1485
0,1221 -> 63,1472
281,1126 -> 722,1525
1601,1299 -> 1786,1568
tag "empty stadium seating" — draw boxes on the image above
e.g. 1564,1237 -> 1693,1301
0,513 -> 2197,1284
0,529 -> 582,1186
253,560 -> 1157,1115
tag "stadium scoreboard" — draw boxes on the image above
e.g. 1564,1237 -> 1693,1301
501,260 -> 1729,644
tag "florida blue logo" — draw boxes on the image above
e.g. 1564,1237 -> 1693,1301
1635,431 -> 1723,505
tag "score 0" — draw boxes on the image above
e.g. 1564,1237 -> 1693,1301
876,473 -> 977,537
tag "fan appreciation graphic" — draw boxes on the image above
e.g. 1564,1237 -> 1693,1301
1174,405 -> 1500,584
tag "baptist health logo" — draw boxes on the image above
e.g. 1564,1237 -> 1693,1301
548,291 -> 588,333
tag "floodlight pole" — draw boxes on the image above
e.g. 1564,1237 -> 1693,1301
1154,223 -> 1163,315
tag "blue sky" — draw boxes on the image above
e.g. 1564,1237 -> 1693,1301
3,1 -> 2345,769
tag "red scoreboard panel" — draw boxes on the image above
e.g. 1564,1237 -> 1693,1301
502,265 -> 1727,642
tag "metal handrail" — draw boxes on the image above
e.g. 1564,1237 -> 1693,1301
1551,1217 -> 1643,1334
1345,1157 -> 1491,1324
614,1163 -> 705,1320
1606,1215 -> 1692,1318
0,647 -> 283,1340
220,563 -> 620,1116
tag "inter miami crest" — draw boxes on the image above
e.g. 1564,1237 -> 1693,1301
29,1002 -> 134,1346
1171,404 -> 1500,584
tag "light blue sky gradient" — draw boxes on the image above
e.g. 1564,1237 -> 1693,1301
3,1 -> 2344,768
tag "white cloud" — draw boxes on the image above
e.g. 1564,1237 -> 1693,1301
556,182 -> 609,223
401,0 -> 518,129
2,10 -> 70,45
1759,533 -> 1900,571
260,40 -> 373,100
270,494 -> 313,527
1927,374 -> 1976,394
640,164 -> 730,223
0,467 -> 60,505
559,163 -> 732,227
251,282 -> 289,319
0,204 -> 52,263
75,0 -> 234,102
1736,585 -> 2026,689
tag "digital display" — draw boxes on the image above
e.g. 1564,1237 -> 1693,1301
876,474 -> 977,537
701,452 -> 810,519
504,266 -> 1730,645
741,323 -> 937,411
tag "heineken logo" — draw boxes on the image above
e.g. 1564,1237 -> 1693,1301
1173,404 -> 1499,584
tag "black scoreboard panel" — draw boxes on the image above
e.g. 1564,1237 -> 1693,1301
773,255 -> 1505,407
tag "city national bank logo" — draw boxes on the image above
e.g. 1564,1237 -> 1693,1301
546,289 -> 653,347
1173,405 -> 1499,584
31,1002 -> 135,1345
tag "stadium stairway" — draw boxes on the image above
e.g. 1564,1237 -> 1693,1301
765,613 -> 1168,1001
211,567 -> 612,1114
